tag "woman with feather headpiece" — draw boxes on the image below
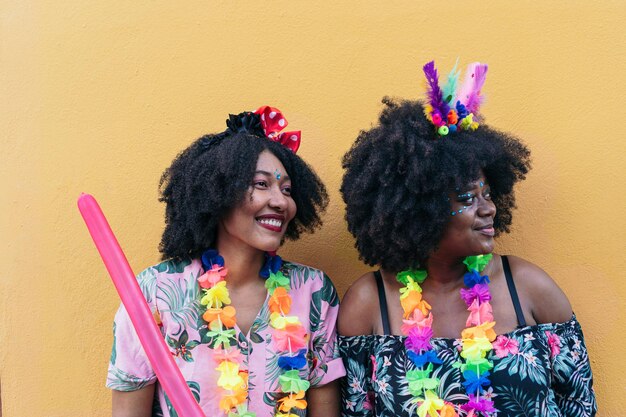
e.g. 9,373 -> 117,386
337,61 -> 597,417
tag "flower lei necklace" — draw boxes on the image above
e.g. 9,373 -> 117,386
197,249 -> 310,417
397,254 -> 497,417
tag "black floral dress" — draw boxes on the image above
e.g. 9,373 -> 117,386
339,316 -> 596,417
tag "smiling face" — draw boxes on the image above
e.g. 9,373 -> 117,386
435,171 -> 497,258
217,150 -> 297,253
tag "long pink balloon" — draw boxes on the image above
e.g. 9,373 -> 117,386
78,193 -> 205,417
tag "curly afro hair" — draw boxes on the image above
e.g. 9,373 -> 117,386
341,98 -> 531,271
159,112 -> 328,260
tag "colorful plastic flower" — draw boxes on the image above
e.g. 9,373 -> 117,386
406,367 -> 439,395
406,326 -> 434,352
416,389 -> 445,417
463,270 -> 490,287
439,403 -> 459,417
200,281 -> 230,308
462,321 -> 496,342
461,394 -> 496,414
227,403 -> 255,417
274,323 -> 307,352
461,336 -> 492,360
397,269 -> 427,285
460,283 -> 491,305
219,391 -> 246,412
198,264 -> 228,289
207,321 -> 236,349
277,349 -> 307,370
201,248 -> 224,266
213,347 -> 244,365
401,290 -> 432,318
463,254 -> 492,272
461,370 -> 491,394
269,286 -> 292,314
277,390 -> 307,412
460,356 -> 493,375
407,350 -> 442,367
203,305 -> 237,328
400,278 -> 423,298
402,308 -> 433,334
279,370 -> 311,393
270,313 -> 300,330
265,271 -> 290,293
216,361 -> 244,390
260,253 -> 282,278
465,300 -> 493,327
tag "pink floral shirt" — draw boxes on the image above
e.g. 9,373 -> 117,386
107,258 -> 345,416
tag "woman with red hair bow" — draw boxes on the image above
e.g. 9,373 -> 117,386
108,106 -> 344,417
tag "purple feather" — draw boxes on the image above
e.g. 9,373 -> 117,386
461,63 -> 488,115
423,61 -> 450,118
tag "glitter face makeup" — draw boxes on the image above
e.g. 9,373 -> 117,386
274,169 -> 282,180
449,180 -> 489,217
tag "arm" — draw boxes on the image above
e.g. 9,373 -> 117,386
307,380 -> 340,417
106,267 -> 159,412
507,257 -> 595,415
337,273 -> 376,337
337,274 -> 377,417
549,319 -> 597,416
112,385 -> 155,417
506,256 -> 573,324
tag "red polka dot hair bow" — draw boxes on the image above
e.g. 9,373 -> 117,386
254,106 -> 301,153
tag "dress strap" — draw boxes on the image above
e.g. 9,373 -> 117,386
374,270 -> 391,335
502,255 -> 527,328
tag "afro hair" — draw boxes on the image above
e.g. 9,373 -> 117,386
159,112 -> 328,260
341,98 -> 531,271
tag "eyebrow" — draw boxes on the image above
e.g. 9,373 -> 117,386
254,170 -> 291,180
456,182 -> 489,194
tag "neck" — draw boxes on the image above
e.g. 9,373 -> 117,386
424,253 -> 468,291
215,236 -> 265,288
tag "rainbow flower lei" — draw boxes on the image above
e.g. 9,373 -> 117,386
397,254 -> 497,417
198,250 -> 310,417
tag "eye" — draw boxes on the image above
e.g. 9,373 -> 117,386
253,180 -> 269,189
457,192 -> 475,205
483,189 -> 492,200
281,185 -> 292,196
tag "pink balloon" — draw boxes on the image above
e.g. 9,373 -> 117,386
78,193 -> 205,417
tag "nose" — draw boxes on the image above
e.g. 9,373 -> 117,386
268,186 -> 289,211
477,195 -> 496,218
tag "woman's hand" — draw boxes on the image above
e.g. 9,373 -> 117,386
112,385 -> 155,417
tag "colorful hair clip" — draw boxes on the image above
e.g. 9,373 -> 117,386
423,60 -> 488,136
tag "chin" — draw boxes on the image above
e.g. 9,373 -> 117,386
469,241 -> 495,256
480,243 -> 495,254
255,239 -> 282,253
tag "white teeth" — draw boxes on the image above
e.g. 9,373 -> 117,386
258,218 -> 282,228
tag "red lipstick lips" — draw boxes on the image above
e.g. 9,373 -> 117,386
256,214 -> 285,232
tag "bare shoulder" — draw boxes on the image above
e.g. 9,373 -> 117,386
506,255 -> 573,324
338,272 -> 378,337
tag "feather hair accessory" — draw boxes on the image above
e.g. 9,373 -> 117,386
422,60 -> 488,136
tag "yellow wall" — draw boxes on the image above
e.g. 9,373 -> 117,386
2,2 -> 625,416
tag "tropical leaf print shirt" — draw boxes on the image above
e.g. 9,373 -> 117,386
107,258 -> 345,417
339,316 -> 596,417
